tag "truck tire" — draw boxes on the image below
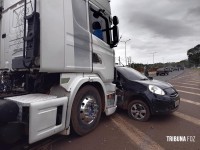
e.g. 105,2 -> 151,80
0,100 -> 19,123
71,85 -> 102,135
0,122 -> 24,144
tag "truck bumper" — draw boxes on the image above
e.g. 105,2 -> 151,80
105,106 -> 117,116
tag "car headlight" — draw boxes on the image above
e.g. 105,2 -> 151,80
149,85 -> 165,95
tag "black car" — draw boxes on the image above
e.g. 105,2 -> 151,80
114,66 -> 180,121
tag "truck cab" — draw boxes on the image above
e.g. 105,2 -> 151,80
0,0 -> 119,145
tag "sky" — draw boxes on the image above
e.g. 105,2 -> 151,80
110,0 -> 200,64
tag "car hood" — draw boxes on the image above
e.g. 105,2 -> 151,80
135,79 -> 172,89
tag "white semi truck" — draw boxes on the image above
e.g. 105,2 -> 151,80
0,0 -> 119,144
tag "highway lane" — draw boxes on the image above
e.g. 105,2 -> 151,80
6,69 -> 199,150
151,70 -> 184,82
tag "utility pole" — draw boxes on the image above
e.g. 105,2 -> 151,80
127,56 -> 132,67
149,52 -> 157,64
120,39 -> 131,66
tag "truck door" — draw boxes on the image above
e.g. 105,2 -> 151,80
63,0 -> 92,72
88,2 -> 115,82
69,0 -> 92,72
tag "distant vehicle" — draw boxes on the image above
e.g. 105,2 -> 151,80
114,66 -> 180,121
156,68 -> 169,76
167,66 -> 174,72
179,66 -> 184,70
173,67 -> 180,71
164,67 -> 171,72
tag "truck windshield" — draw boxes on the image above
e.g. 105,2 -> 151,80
116,67 -> 148,81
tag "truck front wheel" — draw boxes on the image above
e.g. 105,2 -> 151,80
71,85 -> 102,135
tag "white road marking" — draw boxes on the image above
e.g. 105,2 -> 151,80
177,90 -> 200,96
173,82 -> 199,87
111,115 -> 164,150
174,112 -> 200,126
181,98 -> 200,106
173,74 -> 196,79
185,80 -> 200,84
173,85 -> 200,91
174,79 -> 200,83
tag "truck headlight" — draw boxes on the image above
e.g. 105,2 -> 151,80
149,85 -> 165,95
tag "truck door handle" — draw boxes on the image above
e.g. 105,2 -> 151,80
2,33 -> 6,39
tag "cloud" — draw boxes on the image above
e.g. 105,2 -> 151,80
111,0 -> 200,63
129,11 -> 196,39
184,6 -> 200,25
188,6 -> 200,16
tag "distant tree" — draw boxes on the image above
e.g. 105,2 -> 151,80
187,44 -> 200,67
131,63 -> 144,72
179,59 -> 189,68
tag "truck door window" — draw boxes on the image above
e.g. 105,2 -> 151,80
89,3 -> 111,44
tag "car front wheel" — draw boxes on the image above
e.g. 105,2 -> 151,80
128,100 -> 150,122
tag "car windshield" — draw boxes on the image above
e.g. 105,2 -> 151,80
116,67 -> 148,81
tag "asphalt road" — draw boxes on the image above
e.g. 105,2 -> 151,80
152,69 -> 184,81
52,69 -> 200,150
3,69 -> 199,150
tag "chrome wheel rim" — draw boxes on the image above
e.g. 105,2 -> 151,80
131,103 -> 146,120
80,95 -> 99,125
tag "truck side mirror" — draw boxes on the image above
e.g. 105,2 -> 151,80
111,25 -> 119,47
93,9 -> 105,19
110,16 -> 119,48
113,16 -> 119,25
93,11 -> 100,18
